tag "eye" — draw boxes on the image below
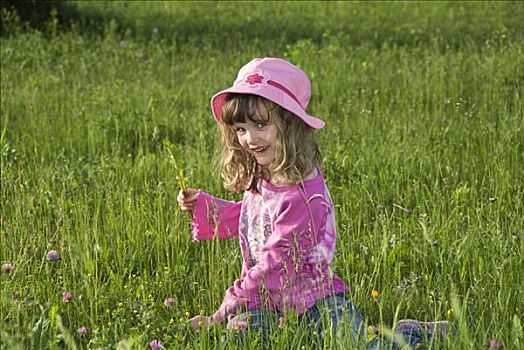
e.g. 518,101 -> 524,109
235,126 -> 246,134
255,122 -> 267,129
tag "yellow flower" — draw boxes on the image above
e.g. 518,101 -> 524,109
371,290 -> 380,298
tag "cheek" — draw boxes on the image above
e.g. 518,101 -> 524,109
267,129 -> 279,144
236,135 -> 247,147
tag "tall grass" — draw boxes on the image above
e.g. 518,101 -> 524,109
1,2 -> 523,349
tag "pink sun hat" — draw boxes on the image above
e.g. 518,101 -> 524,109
211,57 -> 325,129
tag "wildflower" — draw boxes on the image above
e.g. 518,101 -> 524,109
368,325 -> 379,334
484,339 -> 503,348
62,291 -> 73,303
2,263 -> 13,273
119,40 -> 126,48
371,290 -> 380,298
46,250 -> 59,261
164,297 -> 175,307
278,316 -> 286,328
152,27 -> 159,34
149,339 -> 163,350
446,309 -> 453,318
488,197 -> 497,203
77,326 -> 88,334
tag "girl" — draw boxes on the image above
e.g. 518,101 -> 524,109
177,58 -> 447,348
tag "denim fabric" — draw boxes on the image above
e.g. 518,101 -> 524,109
300,292 -> 365,346
227,308 -> 281,336
226,293 -> 364,347
226,293 -> 434,349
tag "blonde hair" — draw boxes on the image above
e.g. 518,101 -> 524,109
219,94 -> 321,192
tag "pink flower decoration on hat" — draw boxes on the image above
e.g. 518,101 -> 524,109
246,73 -> 264,85
239,70 -> 270,87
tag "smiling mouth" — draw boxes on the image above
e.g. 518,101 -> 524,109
251,146 -> 269,154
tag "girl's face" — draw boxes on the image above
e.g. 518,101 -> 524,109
233,103 -> 278,166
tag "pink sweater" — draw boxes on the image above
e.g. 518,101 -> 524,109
191,171 -> 349,323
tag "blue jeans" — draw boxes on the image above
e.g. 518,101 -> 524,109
227,293 -> 435,349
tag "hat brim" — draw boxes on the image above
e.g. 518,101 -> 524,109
211,85 -> 325,130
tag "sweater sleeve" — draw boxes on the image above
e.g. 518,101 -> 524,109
191,191 -> 241,241
210,192 -> 327,323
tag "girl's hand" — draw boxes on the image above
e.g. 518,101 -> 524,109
177,189 -> 200,213
188,315 -> 211,331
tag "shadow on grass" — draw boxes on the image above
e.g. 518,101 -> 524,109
1,1 -> 523,50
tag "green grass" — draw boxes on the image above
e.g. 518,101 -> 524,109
1,1 -> 523,349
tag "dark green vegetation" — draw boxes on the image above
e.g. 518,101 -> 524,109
1,2 -> 523,349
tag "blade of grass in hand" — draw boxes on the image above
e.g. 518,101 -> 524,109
163,139 -> 187,193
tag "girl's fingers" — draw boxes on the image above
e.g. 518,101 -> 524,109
189,315 -> 210,331
177,189 -> 199,213
184,189 -> 200,201
178,189 -> 199,201
180,204 -> 193,212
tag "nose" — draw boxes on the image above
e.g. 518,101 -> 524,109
244,130 -> 257,145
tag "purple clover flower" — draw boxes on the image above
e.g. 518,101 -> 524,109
2,263 -> 13,273
46,250 -> 59,261
484,339 -> 503,348
62,291 -> 73,303
77,326 -> 88,334
164,297 -> 175,307
149,340 -> 163,350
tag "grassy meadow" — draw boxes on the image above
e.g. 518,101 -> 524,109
1,1 -> 523,349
